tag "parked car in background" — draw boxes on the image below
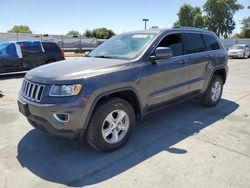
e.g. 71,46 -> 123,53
18,27 -> 228,152
228,44 -> 250,58
0,41 -> 64,75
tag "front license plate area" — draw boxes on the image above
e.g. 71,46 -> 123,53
18,100 -> 29,116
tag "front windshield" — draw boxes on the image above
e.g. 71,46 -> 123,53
0,42 -> 18,57
0,43 -> 10,53
88,33 -> 156,60
231,45 -> 244,50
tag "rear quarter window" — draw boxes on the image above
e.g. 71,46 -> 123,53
42,42 -> 60,53
202,34 -> 221,51
183,33 -> 206,54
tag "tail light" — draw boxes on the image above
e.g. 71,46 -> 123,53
60,50 -> 65,58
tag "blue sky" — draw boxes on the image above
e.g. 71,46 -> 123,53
0,0 -> 249,35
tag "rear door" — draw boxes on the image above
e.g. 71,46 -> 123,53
146,33 -> 191,107
182,33 -> 208,93
17,41 -> 46,70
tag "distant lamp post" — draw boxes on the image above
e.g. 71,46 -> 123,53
142,18 -> 149,30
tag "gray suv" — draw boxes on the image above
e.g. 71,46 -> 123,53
18,27 -> 228,152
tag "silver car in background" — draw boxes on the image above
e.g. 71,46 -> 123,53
228,44 -> 250,58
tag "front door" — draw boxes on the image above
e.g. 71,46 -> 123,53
17,41 -> 46,70
146,33 -> 190,107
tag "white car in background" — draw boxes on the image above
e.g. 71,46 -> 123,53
228,44 -> 250,58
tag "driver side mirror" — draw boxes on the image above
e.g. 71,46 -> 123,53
149,47 -> 173,63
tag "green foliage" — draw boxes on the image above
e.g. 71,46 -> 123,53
8,25 -> 32,34
241,17 -> 250,30
174,4 -> 205,28
193,14 -> 205,28
66,30 -> 80,36
203,0 -> 243,38
83,28 -> 115,39
235,17 -> 250,38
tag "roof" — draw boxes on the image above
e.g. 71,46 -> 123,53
126,27 -> 213,35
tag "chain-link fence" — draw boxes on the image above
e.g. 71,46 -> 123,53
220,39 -> 250,49
1,32 -> 250,51
0,33 -> 100,51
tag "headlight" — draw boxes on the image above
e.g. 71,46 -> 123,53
50,84 -> 82,96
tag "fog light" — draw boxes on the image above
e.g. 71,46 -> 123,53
53,113 -> 70,123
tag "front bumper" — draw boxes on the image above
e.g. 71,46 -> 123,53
18,94 -> 88,139
228,53 -> 244,58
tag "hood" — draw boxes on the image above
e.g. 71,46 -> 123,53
25,57 -> 130,84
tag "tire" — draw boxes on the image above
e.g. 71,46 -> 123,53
200,75 -> 223,107
46,60 -> 55,64
86,97 -> 135,152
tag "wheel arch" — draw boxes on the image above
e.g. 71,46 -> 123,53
213,67 -> 227,84
83,87 -> 142,131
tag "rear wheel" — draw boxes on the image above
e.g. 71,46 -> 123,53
86,97 -> 135,152
46,60 -> 55,64
200,75 -> 223,107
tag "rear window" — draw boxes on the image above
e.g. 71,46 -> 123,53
42,42 -> 61,53
202,34 -> 221,51
183,33 -> 206,54
17,41 -> 42,53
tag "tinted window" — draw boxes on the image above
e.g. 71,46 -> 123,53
17,41 -> 42,53
0,43 -> 18,58
157,33 -> 183,56
202,34 -> 220,51
42,42 -> 60,53
183,33 -> 206,54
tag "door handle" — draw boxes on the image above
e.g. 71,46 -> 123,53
178,60 -> 186,64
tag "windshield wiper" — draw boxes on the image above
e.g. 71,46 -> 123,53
92,55 -> 113,59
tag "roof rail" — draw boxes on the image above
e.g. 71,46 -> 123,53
172,26 -> 206,30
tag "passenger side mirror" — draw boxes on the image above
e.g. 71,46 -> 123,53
149,47 -> 173,63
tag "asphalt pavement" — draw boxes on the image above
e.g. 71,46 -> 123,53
0,58 -> 250,188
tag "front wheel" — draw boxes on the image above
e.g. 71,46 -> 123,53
200,75 -> 223,107
86,97 -> 135,152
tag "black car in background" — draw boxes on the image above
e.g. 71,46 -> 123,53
0,40 -> 65,75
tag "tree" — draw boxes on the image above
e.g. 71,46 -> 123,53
151,26 -> 159,29
84,30 -> 92,38
203,0 -> 243,38
8,25 -> 32,33
193,14 -> 205,28
83,28 -> 115,39
174,4 -> 205,28
66,30 -> 80,36
235,17 -> 250,38
241,17 -> 250,30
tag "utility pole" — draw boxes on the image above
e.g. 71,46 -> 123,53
142,19 -> 149,30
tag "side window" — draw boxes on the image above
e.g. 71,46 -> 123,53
157,33 -> 184,57
17,41 -> 42,53
202,34 -> 221,51
183,33 -> 206,54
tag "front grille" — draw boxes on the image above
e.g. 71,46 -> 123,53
21,79 -> 45,102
